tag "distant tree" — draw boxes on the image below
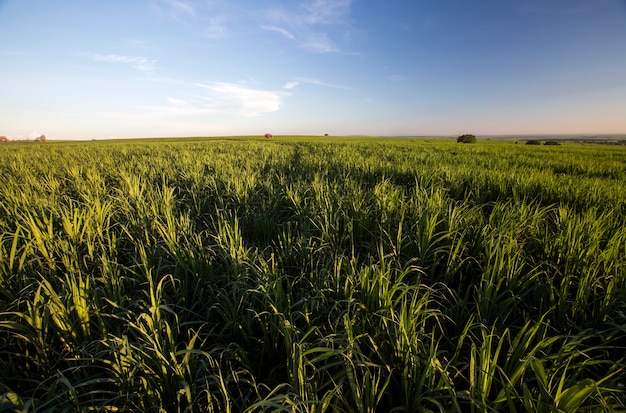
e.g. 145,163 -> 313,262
35,134 -> 47,143
457,134 -> 476,143
0,136 -> 8,143
544,141 -> 561,146
525,140 -> 541,145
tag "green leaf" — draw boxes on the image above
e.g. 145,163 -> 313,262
556,379 -> 595,413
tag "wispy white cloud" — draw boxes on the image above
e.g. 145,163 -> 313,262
262,24 -> 337,53
263,0 -> 353,53
260,25 -> 296,40
167,97 -> 188,106
153,0 -> 194,20
153,0 -> 352,51
308,36 -> 337,52
240,73 -> 257,84
294,76 -> 354,90
152,0 -> 231,39
283,81 -> 299,89
86,53 -> 156,73
109,80 -> 290,120
301,33 -> 339,53
301,0 -> 352,25
203,17 -> 229,39
190,82 -> 287,116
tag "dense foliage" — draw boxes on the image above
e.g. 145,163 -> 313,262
457,134 -> 477,143
1,137 -> 625,412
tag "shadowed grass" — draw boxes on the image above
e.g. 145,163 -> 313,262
0,137 -> 625,411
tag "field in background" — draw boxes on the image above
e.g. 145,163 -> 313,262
1,137 -> 625,411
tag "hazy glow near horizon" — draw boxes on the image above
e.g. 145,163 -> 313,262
1,0 -> 625,140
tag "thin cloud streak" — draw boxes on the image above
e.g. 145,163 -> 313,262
261,25 -> 338,53
153,0 -> 195,19
301,33 -> 338,53
260,25 -> 296,40
263,0 -> 353,53
302,0 -> 352,25
294,77 -> 354,90
86,53 -> 156,73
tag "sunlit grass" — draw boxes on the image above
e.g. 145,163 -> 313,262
1,137 -> 625,411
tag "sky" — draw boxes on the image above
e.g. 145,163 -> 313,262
1,0 -> 625,140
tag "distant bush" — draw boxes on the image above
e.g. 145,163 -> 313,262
525,140 -> 541,145
544,141 -> 561,146
457,134 -> 477,143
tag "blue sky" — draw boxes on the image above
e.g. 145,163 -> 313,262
1,0 -> 625,139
